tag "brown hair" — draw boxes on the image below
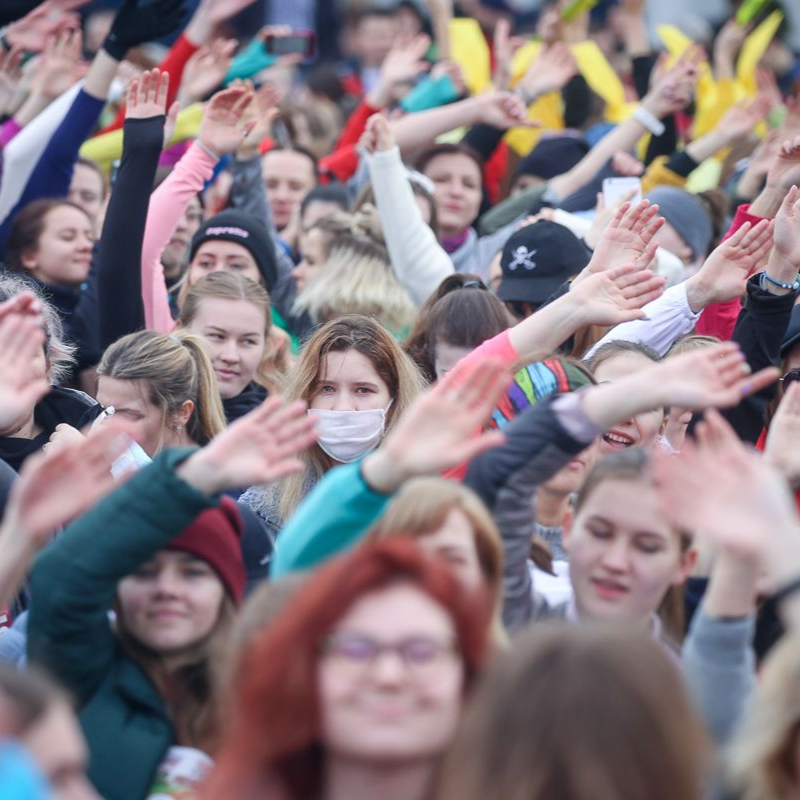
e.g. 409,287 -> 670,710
5,198 -> 92,273
415,142 -> 484,178
432,624 -> 710,800
98,330 -> 226,450
405,274 -> 512,382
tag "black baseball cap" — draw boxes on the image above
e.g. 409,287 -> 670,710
497,221 -> 592,306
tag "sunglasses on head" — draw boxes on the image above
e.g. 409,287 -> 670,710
781,370 -> 800,386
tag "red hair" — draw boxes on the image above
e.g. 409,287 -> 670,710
203,538 -> 492,800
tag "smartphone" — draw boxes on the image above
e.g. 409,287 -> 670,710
603,177 -> 643,208
263,30 -> 316,59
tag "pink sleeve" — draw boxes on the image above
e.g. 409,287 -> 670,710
694,204 -> 764,341
458,329 -> 520,371
141,142 -> 218,332
0,118 -> 23,148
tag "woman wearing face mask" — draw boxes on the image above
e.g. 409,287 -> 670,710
202,537 -> 492,800
241,315 -> 426,541
27,395 -> 317,800
178,272 -> 275,423
5,199 -> 98,384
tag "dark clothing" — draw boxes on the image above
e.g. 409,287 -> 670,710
238,503 -> 273,591
0,387 -> 101,473
221,382 -> 267,425
28,448 -> 218,800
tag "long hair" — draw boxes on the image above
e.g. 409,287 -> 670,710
367,478 -> 506,645
728,634 -> 800,800
432,624 -> 711,800
250,315 -> 425,525
98,330 -> 226,450
202,538 -> 493,800
115,595 -> 238,754
293,206 -> 418,333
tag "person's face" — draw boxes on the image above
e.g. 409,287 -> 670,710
416,508 -> 484,592
68,164 -> 105,228
655,221 -> 694,265
356,15 -> 398,67
309,350 -> 391,411
319,582 -> 464,764
97,376 -> 185,457
162,196 -> 204,276
184,297 -> 266,400
423,154 -> 482,238
301,200 -> 343,232
293,228 -> 331,293
593,353 -> 664,454
23,700 -> 99,800
262,151 -> 317,232
434,341 -> 472,381
22,206 -> 94,288
395,7 -> 424,39
117,550 -> 225,658
188,241 -> 262,287
540,441 -> 600,496
564,479 -> 694,625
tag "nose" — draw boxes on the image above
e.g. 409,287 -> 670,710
153,567 -> 181,597
219,339 -> 240,364
332,392 -> 357,412
370,649 -> 407,686
601,539 -> 631,574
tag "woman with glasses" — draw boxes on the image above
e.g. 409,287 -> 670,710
203,537 -> 492,800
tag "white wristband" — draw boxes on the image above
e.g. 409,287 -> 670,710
634,105 -> 666,137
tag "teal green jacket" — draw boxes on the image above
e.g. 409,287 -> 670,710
27,449 -> 218,800
271,461 -> 392,578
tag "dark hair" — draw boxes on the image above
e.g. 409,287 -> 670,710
74,156 -> 108,199
694,189 -> 729,253
353,177 -> 439,236
5,198 -> 91,273
300,184 -> 349,217
304,63 -> 347,104
415,142 -> 484,177
0,665 -> 65,737
405,274 -> 512,382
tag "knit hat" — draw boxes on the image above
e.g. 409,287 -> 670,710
166,497 -> 246,605
189,210 -> 278,292
646,187 -> 713,261
516,136 -> 589,181
497,221 -> 592,306
490,357 -> 595,430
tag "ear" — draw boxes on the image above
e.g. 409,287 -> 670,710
19,249 -> 40,272
673,547 -> 697,586
173,399 -> 194,429
561,507 -> 574,553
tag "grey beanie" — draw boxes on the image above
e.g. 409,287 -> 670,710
646,186 -> 713,260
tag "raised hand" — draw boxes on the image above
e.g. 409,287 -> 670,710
766,381 -> 800,489
28,28 -> 84,101
359,113 -> 396,155
580,200 -> 664,279
685,218 -> 774,310
476,91 -> 538,130
361,357 -> 510,493
0,296 -> 49,434
176,396 -> 317,495
179,39 -> 237,105
126,68 -> 170,119
492,18 -> 524,91
6,0 -> 86,53
518,42 -> 578,103
103,0 -> 187,62
767,135 -> 800,193
368,34 -> 431,108
642,47 -> 701,119
235,81 -> 281,160
713,19 -> 749,80
0,47 -> 23,117
716,95 -> 771,144
198,84 -> 256,158
772,184 -> 800,263
571,264 -> 665,327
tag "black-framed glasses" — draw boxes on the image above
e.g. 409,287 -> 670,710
780,370 -> 800,386
321,633 -> 459,678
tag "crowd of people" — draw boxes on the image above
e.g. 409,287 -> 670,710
0,0 -> 799,797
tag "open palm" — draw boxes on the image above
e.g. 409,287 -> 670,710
772,185 -> 800,258
572,264 -> 665,327
198,85 -> 255,157
766,381 -> 800,488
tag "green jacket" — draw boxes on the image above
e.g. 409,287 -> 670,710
271,461 -> 392,578
27,449 -> 217,800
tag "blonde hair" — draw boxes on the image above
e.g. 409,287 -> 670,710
248,315 -> 425,525
368,478 -> 507,647
293,206 -> 418,333
178,271 -> 279,390
668,333 -> 721,357
98,330 -> 226,449
727,634 -> 800,800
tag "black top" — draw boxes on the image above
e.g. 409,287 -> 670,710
222,382 -> 268,424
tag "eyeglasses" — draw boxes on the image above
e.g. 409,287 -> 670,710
321,633 -> 459,679
780,370 -> 800,386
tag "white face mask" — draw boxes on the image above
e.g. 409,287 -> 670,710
308,406 -> 388,463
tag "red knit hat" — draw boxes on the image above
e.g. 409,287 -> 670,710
166,497 -> 246,605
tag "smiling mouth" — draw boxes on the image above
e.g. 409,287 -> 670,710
591,578 -> 629,599
602,431 -> 635,448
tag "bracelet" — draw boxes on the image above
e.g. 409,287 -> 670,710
634,105 -> 666,137
771,574 -> 800,607
759,271 -> 800,292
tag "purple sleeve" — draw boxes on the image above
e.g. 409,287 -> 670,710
0,118 -> 23,149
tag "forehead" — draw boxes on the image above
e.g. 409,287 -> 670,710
419,508 -> 476,552
576,479 -> 674,539
44,205 -> 91,229
72,163 -> 104,190
332,583 -> 454,639
593,352 -> 655,382
195,240 -> 253,260
263,150 -> 315,178
424,153 -> 481,179
319,349 -> 385,384
192,296 -> 266,333
97,375 -> 153,411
